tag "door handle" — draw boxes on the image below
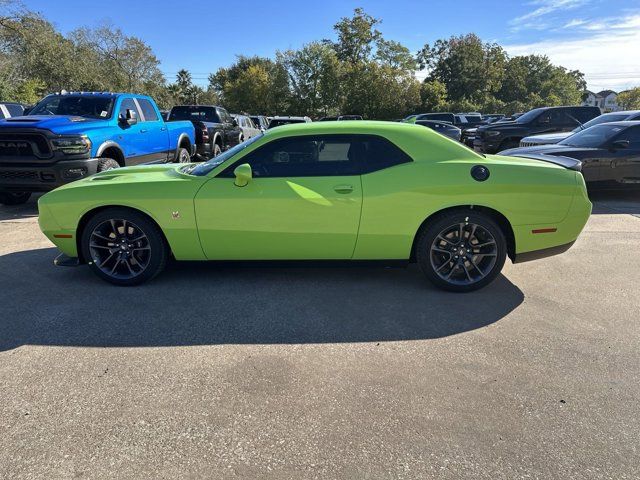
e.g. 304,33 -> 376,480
160,127 -> 167,131
333,185 -> 353,194
139,129 -> 148,133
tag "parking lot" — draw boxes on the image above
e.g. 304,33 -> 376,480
0,192 -> 639,479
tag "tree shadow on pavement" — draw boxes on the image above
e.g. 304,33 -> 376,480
0,248 -> 524,352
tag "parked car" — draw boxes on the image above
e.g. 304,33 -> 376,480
0,92 -> 195,205
0,102 -> 27,119
474,106 -> 601,153
38,120 -> 590,292
455,114 -> 486,129
249,115 -> 269,131
168,105 -> 241,160
267,116 -> 311,128
415,120 -> 462,141
501,121 -> 640,190
483,114 -> 505,123
519,110 -> 640,147
404,113 -> 456,124
232,114 -> 261,142
338,115 -> 363,120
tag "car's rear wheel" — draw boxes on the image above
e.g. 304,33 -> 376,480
416,210 -> 507,292
176,147 -> 191,163
0,191 -> 31,205
81,208 -> 168,286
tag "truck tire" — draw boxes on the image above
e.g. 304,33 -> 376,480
0,191 -> 31,205
97,158 -> 120,172
213,143 -> 222,157
176,147 -> 191,163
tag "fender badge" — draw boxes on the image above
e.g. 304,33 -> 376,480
171,211 -> 180,220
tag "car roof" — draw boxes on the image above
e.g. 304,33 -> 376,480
589,121 -> 640,127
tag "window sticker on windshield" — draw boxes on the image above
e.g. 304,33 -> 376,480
100,111 -> 108,117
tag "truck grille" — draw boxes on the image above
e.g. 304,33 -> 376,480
0,133 -> 52,158
0,170 -> 39,180
520,141 -> 540,148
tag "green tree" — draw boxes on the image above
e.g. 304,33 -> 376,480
417,34 -> 507,107
279,42 -> 341,117
617,88 -> 640,109
420,80 -> 448,111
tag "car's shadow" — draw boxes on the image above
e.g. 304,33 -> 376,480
0,248 -> 524,352
0,194 -> 41,221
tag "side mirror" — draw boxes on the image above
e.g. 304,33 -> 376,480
233,163 -> 252,187
120,109 -> 138,126
611,139 -> 629,150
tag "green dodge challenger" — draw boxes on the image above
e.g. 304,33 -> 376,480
38,121 -> 591,292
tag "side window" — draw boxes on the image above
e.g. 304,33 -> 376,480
550,109 -> 567,125
614,126 -> 640,149
6,104 -> 24,117
219,134 -> 412,178
118,98 -> 140,120
137,99 -> 158,121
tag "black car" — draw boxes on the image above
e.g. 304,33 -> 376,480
168,105 -> 241,159
415,120 -> 462,141
474,106 -> 601,154
500,121 -> 640,189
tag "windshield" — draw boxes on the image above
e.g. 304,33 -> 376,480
185,134 -> 264,176
30,96 -> 114,119
571,113 -> 630,132
516,108 -> 545,124
559,124 -> 625,147
169,106 -> 221,123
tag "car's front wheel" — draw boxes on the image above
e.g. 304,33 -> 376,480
80,208 -> 168,286
416,210 -> 507,292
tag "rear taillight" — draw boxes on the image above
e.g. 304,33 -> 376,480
201,126 -> 209,142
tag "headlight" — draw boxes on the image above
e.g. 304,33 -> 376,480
52,136 -> 92,154
486,131 -> 502,137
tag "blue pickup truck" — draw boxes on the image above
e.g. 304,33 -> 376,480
0,92 -> 195,205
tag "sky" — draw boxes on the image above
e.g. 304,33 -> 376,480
21,0 -> 640,92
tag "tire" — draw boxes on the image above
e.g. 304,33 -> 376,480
212,143 -> 222,157
416,210 -> 507,292
176,147 -> 191,163
80,207 -> 168,286
0,191 -> 31,205
239,135 -> 244,144
97,158 -> 120,172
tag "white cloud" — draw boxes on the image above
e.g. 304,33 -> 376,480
505,14 -> 640,92
510,0 -> 589,29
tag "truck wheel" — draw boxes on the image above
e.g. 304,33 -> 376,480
0,191 -> 31,205
97,158 -> 120,172
213,143 -> 222,157
176,147 -> 191,163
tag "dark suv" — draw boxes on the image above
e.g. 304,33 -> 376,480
474,106 -> 601,153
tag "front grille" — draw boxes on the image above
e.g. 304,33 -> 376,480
0,170 -> 39,180
0,133 -> 52,158
520,141 -> 540,148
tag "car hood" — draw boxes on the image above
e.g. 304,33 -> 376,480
521,132 -> 572,143
498,144 -> 600,157
477,121 -> 522,132
0,115 -> 109,134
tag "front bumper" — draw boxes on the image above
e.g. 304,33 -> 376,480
473,138 -> 500,154
0,158 -> 101,192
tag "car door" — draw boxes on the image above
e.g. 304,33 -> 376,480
194,134 -> 363,260
609,126 -> 640,185
135,98 -> 170,163
116,97 -> 147,165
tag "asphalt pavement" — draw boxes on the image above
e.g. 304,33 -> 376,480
0,191 -> 639,479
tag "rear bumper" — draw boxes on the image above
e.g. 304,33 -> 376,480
0,158 -> 100,192
512,241 -> 575,263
